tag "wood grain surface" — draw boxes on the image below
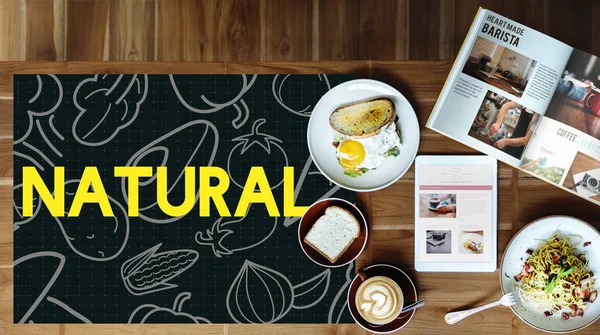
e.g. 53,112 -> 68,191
2,61 -> 600,334
2,0 -> 599,62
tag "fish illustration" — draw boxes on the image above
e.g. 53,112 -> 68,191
121,243 -> 198,296
195,205 -> 278,258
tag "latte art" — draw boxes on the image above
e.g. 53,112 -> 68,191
355,276 -> 403,325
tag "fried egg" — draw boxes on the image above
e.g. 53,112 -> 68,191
335,123 -> 401,174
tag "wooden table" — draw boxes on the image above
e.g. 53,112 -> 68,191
1,61 -> 599,335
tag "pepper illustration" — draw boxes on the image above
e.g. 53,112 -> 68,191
121,120 -> 218,224
72,74 -> 148,146
121,243 -> 198,296
227,260 -> 330,323
128,292 -> 210,324
195,205 -> 278,257
272,74 -> 331,117
170,74 -> 255,115
227,119 -> 288,189
53,180 -> 129,262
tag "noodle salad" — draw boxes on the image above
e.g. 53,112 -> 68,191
514,232 -> 597,320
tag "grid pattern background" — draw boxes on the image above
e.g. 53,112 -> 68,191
13,74 -> 355,324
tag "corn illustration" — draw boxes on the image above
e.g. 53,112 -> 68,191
121,243 -> 198,296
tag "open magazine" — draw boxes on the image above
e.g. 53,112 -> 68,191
427,8 -> 600,206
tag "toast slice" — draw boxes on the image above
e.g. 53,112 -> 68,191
329,98 -> 396,138
304,206 -> 361,263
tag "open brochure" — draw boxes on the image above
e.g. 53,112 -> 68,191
427,8 -> 600,206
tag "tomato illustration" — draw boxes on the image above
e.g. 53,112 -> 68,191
226,119 -> 288,189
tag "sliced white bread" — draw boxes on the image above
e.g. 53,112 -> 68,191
304,206 -> 361,263
329,98 -> 396,138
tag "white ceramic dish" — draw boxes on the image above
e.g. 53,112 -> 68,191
500,216 -> 600,333
307,79 -> 420,192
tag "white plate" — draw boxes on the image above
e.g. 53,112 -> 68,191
500,216 -> 600,333
307,79 -> 420,192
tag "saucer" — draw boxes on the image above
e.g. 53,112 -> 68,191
347,264 -> 417,334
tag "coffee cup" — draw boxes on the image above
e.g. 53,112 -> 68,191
354,269 -> 404,325
584,88 -> 600,117
428,197 -> 441,208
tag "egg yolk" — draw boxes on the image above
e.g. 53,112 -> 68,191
338,140 -> 366,171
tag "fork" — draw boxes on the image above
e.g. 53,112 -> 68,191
444,293 -> 517,324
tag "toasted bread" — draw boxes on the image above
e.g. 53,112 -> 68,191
304,206 -> 361,263
329,98 -> 396,138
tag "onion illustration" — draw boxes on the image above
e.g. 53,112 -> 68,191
226,260 -> 330,323
72,74 -> 148,146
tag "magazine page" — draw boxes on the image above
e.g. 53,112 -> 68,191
518,49 -> 600,205
427,9 -> 573,167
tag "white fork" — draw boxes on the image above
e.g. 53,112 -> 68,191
444,293 -> 517,325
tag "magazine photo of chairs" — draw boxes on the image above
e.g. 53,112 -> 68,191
462,36 -> 537,98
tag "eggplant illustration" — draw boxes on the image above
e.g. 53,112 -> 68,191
121,120 -> 218,224
121,243 -> 198,296
227,260 -> 330,323
72,74 -> 148,146
195,205 -> 278,257
53,180 -> 129,262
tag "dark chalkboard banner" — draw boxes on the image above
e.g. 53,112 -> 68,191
13,74 -> 355,324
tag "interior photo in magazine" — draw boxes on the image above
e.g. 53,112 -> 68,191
468,90 -> 541,159
544,49 -> 600,140
462,36 -> 537,98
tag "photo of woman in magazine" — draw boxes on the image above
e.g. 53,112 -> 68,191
544,49 -> 600,140
468,90 -> 541,159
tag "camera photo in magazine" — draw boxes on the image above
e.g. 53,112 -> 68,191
562,151 -> 600,202
468,90 -> 541,159
462,36 -> 537,98
544,50 -> 600,140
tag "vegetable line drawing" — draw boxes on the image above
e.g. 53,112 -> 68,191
121,120 -> 219,224
15,74 -> 63,145
227,260 -> 331,323
195,205 -> 278,257
53,179 -> 130,262
128,292 -> 210,324
272,74 -> 331,117
13,183 -> 41,231
72,74 -> 148,146
283,156 -> 340,227
170,74 -> 256,115
121,243 -> 199,296
46,297 -> 92,324
14,251 -> 91,324
328,263 -> 354,323
227,119 -> 288,190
